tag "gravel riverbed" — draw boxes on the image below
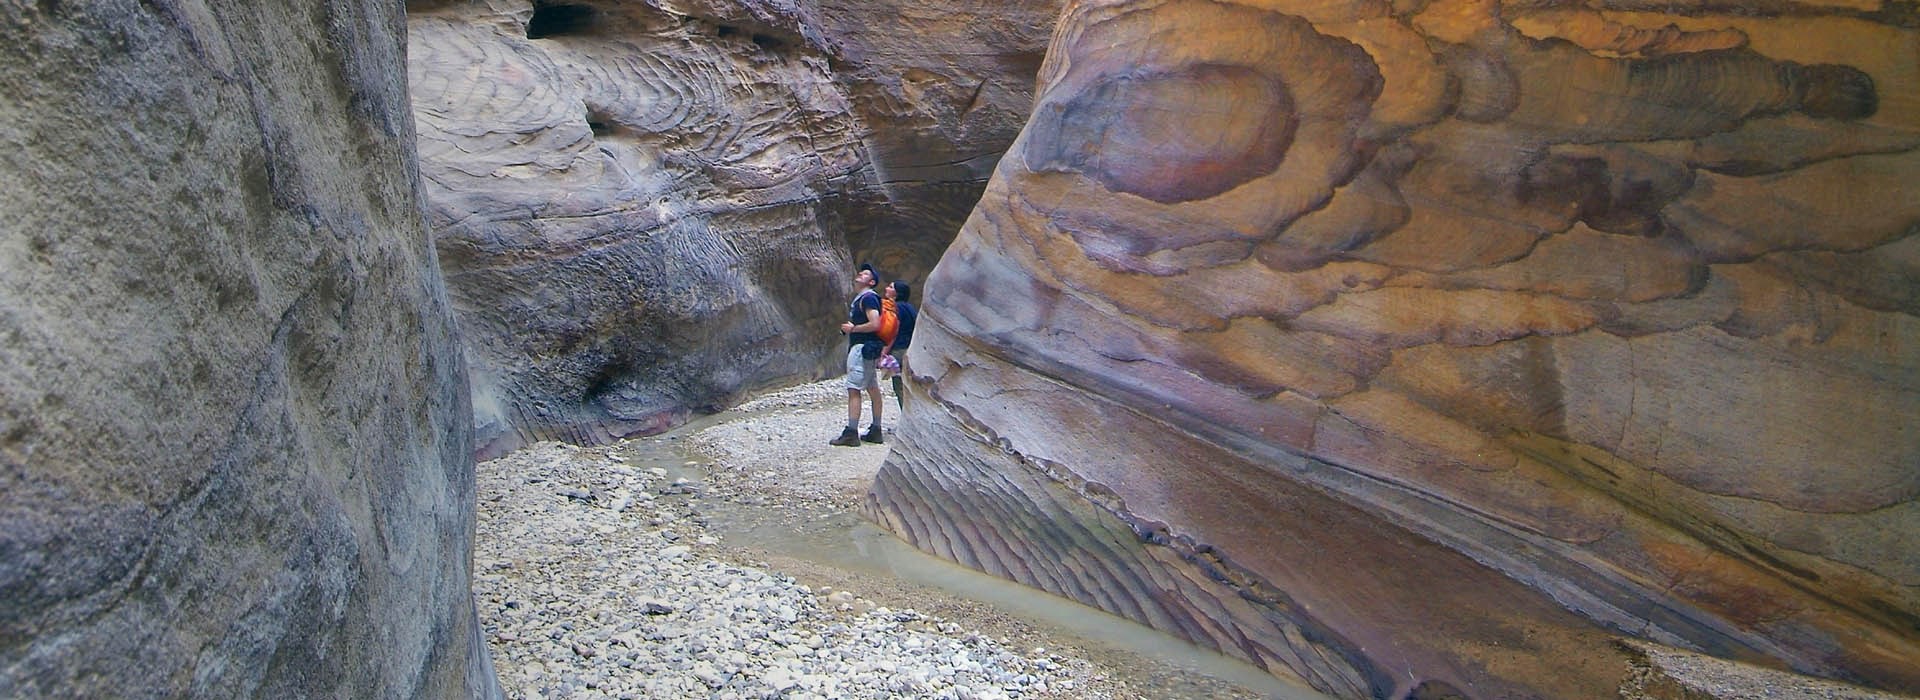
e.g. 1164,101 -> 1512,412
474,381 -> 1268,700
475,440 -> 1090,700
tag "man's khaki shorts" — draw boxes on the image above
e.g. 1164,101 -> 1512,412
844,345 -> 879,390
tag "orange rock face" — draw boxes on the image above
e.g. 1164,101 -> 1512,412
868,0 -> 1920,697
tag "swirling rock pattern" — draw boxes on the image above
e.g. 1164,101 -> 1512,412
408,0 -> 1056,456
869,0 -> 1920,697
802,0 -> 1059,274
0,2 -> 497,698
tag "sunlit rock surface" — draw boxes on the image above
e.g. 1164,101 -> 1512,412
0,2 -> 497,698
868,0 -> 1920,697
407,0 -> 1055,456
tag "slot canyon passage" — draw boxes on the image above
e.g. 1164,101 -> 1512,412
1,1 -> 1917,700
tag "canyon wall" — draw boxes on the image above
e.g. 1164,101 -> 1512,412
0,2 -> 498,697
407,0 -> 1055,456
868,0 -> 1920,697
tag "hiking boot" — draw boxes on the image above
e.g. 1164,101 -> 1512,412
829,427 -> 861,447
862,426 -> 884,444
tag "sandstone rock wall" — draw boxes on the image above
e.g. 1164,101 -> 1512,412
804,0 -> 1058,275
0,2 -> 498,697
869,0 -> 1920,697
407,0 -> 1055,457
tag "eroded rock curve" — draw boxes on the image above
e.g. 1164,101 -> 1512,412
0,2 -> 498,697
409,0 -> 1057,456
871,0 -> 1920,696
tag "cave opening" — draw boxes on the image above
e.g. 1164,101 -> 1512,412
527,3 -> 597,39
584,107 -> 635,141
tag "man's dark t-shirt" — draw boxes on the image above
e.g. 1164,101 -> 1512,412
848,289 -> 881,347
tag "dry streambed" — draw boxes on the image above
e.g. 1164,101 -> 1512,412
476,380 -> 1920,700
473,381 -> 1254,700
473,439 -> 1100,700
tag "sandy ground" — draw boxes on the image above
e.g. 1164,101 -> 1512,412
686,380 -> 891,510
674,380 -> 1275,700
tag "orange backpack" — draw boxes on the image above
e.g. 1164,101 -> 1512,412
877,297 -> 899,345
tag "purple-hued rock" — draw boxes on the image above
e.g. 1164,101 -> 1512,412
869,0 -> 1920,696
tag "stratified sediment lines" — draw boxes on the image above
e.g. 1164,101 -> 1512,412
410,20 -> 580,135
875,0 -> 1920,695
561,48 -> 712,134
409,3 -> 903,458
868,373 -> 1386,696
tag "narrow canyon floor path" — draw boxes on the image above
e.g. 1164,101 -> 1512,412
474,380 -> 1285,700
472,379 -> 1915,700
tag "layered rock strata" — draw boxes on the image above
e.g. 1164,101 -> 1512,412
0,2 -> 497,697
801,0 -> 1058,275
407,0 -> 1055,456
868,0 -> 1920,697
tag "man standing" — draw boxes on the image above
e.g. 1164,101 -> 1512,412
883,280 -> 917,412
832,263 -> 885,446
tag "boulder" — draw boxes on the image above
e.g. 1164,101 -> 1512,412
868,0 -> 1920,697
407,0 -> 1055,456
0,2 -> 498,697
